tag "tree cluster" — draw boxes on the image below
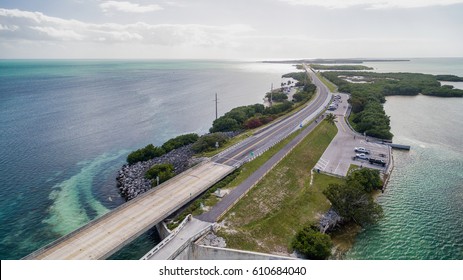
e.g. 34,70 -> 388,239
209,101 -> 295,133
191,132 -> 230,153
161,133 -> 199,153
127,144 -> 165,165
127,133 -> 199,165
422,85 -> 463,97
145,163 -> 175,186
323,168 -> 384,226
351,102 -> 393,140
310,64 -> 373,70
210,71 -> 317,133
291,223 -> 332,260
266,91 -> 288,102
282,72 -> 310,85
210,104 -> 265,133
434,75 -> 463,82
321,71 -> 463,139
347,168 -> 383,193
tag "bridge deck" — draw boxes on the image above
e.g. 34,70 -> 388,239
25,162 -> 234,260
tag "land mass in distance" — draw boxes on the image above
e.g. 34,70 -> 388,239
262,59 -> 410,64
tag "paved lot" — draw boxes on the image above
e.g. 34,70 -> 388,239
314,93 -> 391,177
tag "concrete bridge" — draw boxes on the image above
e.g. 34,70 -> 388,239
24,161 -> 234,259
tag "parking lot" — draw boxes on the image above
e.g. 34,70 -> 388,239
314,93 -> 391,177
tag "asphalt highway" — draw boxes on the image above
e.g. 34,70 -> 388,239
213,66 -> 330,168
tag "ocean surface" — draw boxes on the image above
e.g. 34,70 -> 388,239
0,59 -> 295,259
346,58 -> 463,259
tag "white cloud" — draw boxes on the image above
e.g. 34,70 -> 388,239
0,24 -> 19,31
29,26 -> 85,40
0,8 -> 252,47
164,1 -> 188,8
280,0 -> 463,9
99,1 -> 163,13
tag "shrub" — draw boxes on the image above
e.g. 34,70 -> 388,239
347,168 -> 383,192
210,117 -> 241,133
127,144 -> 165,165
264,101 -> 293,115
291,224 -> 332,260
161,133 -> 199,152
244,117 -> 263,129
191,133 -> 229,153
323,183 -> 383,226
266,92 -> 288,102
145,163 -> 175,185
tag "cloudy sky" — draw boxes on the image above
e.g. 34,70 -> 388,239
1,0 -> 462,59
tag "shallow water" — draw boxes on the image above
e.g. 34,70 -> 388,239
346,58 -> 463,259
0,60 -> 295,259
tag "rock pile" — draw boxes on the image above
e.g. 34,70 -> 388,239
319,208 -> 343,233
198,232 -> 227,248
116,145 -> 197,201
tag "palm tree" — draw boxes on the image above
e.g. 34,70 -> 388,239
325,113 -> 336,125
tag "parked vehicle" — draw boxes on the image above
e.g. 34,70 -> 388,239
354,147 -> 370,154
355,153 -> 369,160
369,158 -> 386,167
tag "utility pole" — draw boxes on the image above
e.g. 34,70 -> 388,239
214,93 -> 218,120
270,83 -> 273,106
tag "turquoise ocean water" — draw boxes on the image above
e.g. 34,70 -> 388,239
346,58 -> 463,259
0,60 -> 295,259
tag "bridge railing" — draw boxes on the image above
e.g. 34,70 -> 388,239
167,223 -> 215,260
141,214 -> 193,260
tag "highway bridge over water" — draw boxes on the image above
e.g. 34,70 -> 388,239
25,67 -> 330,259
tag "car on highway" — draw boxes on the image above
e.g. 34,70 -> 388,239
354,147 -> 370,154
355,153 -> 369,160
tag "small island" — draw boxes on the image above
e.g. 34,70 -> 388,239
310,64 -> 373,70
262,58 -> 410,64
320,71 -> 463,140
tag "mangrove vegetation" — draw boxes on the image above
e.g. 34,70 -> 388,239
321,71 -> 463,139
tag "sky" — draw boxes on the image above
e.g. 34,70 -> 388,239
0,0 -> 462,59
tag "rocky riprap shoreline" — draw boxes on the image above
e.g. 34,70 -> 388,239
116,131 -> 240,201
116,145 -> 201,201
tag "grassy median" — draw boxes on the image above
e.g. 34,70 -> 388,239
316,72 -> 338,93
217,120 -> 342,255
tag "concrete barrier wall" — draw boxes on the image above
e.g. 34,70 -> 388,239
182,243 -> 296,260
156,222 -> 172,240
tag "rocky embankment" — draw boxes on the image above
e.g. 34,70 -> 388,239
116,145 -> 201,201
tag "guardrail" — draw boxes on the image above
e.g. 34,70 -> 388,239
167,223 -> 215,260
141,214 -> 193,260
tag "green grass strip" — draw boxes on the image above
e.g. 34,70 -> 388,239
218,121 -> 343,254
